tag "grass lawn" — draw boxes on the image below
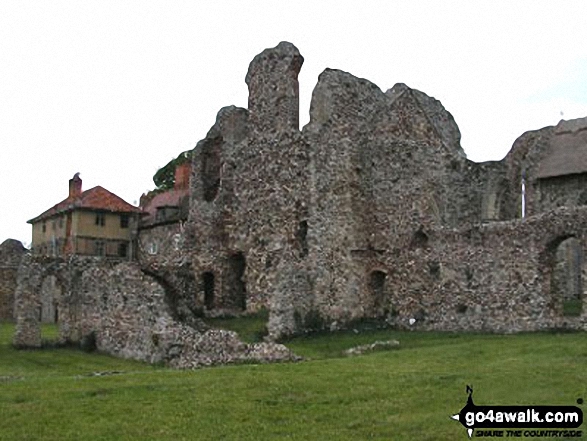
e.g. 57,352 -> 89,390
0,320 -> 586,440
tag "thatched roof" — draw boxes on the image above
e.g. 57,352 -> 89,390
537,117 -> 587,179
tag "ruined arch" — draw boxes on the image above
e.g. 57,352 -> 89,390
227,252 -> 247,311
14,258 -> 64,347
549,236 -> 583,316
14,257 -> 92,347
39,274 -> 62,323
368,269 -> 387,316
202,271 -> 215,309
140,266 -> 198,323
482,178 -> 510,221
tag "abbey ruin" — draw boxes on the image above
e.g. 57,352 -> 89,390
9,42 -> 587,367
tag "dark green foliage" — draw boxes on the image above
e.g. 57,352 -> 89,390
153,150 -> 191,191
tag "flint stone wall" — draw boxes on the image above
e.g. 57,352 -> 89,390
13,255 -> 297,367
15,41 -> 585,352
0,239 -> 26,321
188,44 -> 311,319
538,173 -> 587,212
185,41 -> 587,339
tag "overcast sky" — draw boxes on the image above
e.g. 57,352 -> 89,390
2,1 -> 587,246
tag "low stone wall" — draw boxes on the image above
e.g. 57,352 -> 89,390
267,206 -> 587,337
13,256 -> 298,368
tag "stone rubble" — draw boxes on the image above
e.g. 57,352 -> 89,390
344,340 -> 400,356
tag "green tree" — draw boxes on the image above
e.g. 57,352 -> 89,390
153,150 -> 191,191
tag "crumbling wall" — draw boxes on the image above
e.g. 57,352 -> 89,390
188,106 -> 252,314
188,42 -> 313,326
294,67 -> 493,331
382,207 -> 587,332
0,239 -> 26,320
183,41 -> 587,339
14,256 -> 297,367
538,174 -> 587,212
136,222 -> 201,324
14,41 -> 587,365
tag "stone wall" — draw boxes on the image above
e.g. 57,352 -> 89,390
184,41 -> 587,339
0,239 -> 26,321
15,41 -> 587,359
538,173 -> 587,212
380,207 -> 587,332
187,43 -> 312,320
13,255 -> 297,367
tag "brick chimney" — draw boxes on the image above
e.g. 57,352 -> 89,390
69,173 -> 82,198
174,162 -> 191,190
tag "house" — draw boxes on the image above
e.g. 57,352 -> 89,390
137,161 -> 191,260
28,173 -> 141,258
139,161 -> 191,228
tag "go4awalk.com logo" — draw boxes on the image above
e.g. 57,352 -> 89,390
451,386 -> 583,438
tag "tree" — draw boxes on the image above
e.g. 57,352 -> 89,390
153,150 -> 191,191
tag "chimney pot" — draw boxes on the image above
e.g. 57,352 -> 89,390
69,173 -> 82,198
174,162 -> 191,190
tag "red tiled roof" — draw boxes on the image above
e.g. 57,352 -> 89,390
28,186 -> 141,224
141,188 -> 189,220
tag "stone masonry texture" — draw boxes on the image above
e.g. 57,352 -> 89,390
13,255 -> 298,367
185,42 -> 587,339
13,41 -> 587,367
0,239 -> 26,320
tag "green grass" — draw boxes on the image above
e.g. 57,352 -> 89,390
203,309 -> 269,343
0,321 -> 586,440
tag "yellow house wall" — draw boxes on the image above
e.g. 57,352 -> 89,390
31,214 -> 68,249
76,211 -> 132,240
31,210 -> 135,256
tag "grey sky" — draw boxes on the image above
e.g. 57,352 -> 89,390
2,0 -> 586,245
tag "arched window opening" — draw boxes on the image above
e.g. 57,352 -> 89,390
369,270 -> 387,315
551,237 -> 583,316
40,275 -> 60,324
228,253 -> 247,311
411,227 -> 429,249
296,220 -> 309,257
203,272 -> 215,309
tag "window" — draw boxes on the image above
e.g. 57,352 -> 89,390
42,222 -> 46,233
369,270 -> 387,315
118,243 -> 128,258
148,242 -> 158,255
120,214 -> 129,229
203,272 -> 215,309
95,213 -> 105,226
95,241 -> 105,256
173,233 -> 182,250
59,218 -> 63,229
552,237 -> 583,316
